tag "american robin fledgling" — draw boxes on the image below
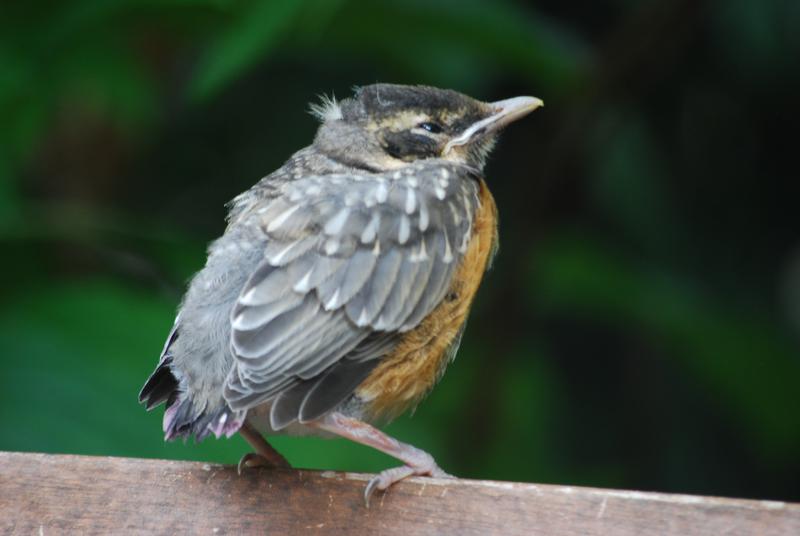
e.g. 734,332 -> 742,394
139,83 -> 542,503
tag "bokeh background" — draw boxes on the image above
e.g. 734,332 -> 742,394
2,0 -> 799,502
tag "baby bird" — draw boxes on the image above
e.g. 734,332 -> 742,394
139,83 -> 542,503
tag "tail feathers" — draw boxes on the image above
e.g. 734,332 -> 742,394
139,357 -> 178,410
162,394 -> 244,441
139,321 -> 181,410
140,324 -> 244,441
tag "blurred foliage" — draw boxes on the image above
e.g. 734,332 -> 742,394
1,0 -> 799,502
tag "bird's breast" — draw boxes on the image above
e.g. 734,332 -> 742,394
355,179 -> 498,422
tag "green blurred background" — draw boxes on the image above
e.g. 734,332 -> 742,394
2,0 -> 799,502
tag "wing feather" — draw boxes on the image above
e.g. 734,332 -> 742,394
344,248 -> 403,327
224,162 -> 481,421
232,291 -> 304,331
373,254 -> 423,331
403,234 -> 453,328
232,294 -> 320,361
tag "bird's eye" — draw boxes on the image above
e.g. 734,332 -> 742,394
418,122 -> 443,134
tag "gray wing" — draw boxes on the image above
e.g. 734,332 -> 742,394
223,161 -> 480,428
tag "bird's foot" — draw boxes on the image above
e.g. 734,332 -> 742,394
308,412 -> 456,506
237,422 -> 291,473
365,462 -> 453,507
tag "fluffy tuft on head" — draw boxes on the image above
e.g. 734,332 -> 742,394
309,93 -> 343,123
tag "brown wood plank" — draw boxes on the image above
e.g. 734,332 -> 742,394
0,451 -> 798,535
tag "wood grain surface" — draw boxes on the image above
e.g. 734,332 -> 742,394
1,452 -> 798,535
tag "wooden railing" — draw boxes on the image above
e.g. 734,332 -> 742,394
1,452 -> 797,535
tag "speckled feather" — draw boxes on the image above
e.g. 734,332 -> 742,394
226,161 -> 480,426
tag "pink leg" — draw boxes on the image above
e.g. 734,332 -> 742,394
238,421 -> 291,473
309,412 -> 453,505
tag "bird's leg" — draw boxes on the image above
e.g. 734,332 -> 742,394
308,412 -> 453,506
237,421 -> 291,474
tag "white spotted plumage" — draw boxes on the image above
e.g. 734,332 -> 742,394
266,204 -> 300,232
398,214 -> 411,244
404,188 -> 417,214
324,208 -> 350,236
226,160 -> 479,414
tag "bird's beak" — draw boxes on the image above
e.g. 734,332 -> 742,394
445,96 -> 543,154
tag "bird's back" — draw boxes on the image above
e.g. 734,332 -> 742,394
141,147 -> 357,439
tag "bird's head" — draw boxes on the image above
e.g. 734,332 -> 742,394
311,84 -> 542,172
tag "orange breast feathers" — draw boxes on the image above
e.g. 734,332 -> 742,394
356,179 -> 498,422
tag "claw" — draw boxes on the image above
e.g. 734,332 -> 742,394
237,452 -> 270,475
364,476 -> 380,508
362,464 -> 451,507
